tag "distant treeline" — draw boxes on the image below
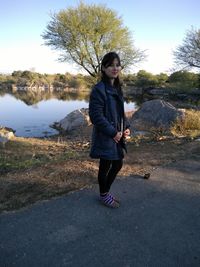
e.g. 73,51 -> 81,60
0,71 -> 93,91
0,70 -> 199,92
123,70 -> 200,92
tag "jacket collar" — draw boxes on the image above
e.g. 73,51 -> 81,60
104,82 -> 118,96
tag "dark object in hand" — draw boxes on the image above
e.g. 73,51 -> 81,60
144,173 -> 150,179
120,136 -> 127,153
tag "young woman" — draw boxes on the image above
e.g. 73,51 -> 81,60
89,52 -> 130,208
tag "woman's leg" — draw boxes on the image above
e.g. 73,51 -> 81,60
106,159 -> 123,192
98,158 -> 122,208
98,158 -> 112,194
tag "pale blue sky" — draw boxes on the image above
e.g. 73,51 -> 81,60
0,0 -> 199,74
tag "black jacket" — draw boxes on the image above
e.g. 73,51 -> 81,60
89,81 -> 130,160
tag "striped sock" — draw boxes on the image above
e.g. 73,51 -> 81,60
100,193 -> 114,205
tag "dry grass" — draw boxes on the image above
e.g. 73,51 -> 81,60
0,136 -> 79,174
1,133 -> 200,213
0,135 -> 98,212
171,109 -> 200,138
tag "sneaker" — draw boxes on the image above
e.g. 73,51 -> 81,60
100,193 -> 120,208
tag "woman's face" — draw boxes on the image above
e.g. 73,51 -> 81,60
102,58 -> 121,80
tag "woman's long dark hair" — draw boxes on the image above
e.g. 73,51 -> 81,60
101,52 -> 123,95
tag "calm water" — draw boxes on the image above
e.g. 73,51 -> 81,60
0,93 -> 136,137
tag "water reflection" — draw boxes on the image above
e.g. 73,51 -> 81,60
1,89 -> 90,105
0,90 -> 137,137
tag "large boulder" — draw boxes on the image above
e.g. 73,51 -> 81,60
52,108 -> 135,134
0,127 -> 15,147
130,99 -> 184,133
52,108 -> 91,132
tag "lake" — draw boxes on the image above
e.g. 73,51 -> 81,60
0,92 -> 137,137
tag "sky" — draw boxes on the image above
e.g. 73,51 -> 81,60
0,0 -> 199,75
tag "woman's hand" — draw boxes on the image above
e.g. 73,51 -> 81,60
113,132 -> 123,143
123,128 -> 130,139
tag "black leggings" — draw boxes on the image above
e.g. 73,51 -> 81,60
98,158 -> 123,194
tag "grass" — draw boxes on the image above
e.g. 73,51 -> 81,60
0,136 -> 97,212
0,137 -> 79,174
171,109 -> 200,138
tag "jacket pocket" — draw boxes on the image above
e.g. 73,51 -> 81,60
99,132 -> 115,149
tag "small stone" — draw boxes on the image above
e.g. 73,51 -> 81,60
144,173 -> 150,179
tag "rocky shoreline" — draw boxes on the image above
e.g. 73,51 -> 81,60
1,98 -> 200,147
50,99 -> 185,138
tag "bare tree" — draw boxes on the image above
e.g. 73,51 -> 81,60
174,27 -> 200,70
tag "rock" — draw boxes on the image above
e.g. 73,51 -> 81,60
52,108 -> 135,135
51,100 -> 183,137
0,126 -> 16,133
52,108 -> 91,132
130,99 -> 184,133
0,128 -> 15,147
